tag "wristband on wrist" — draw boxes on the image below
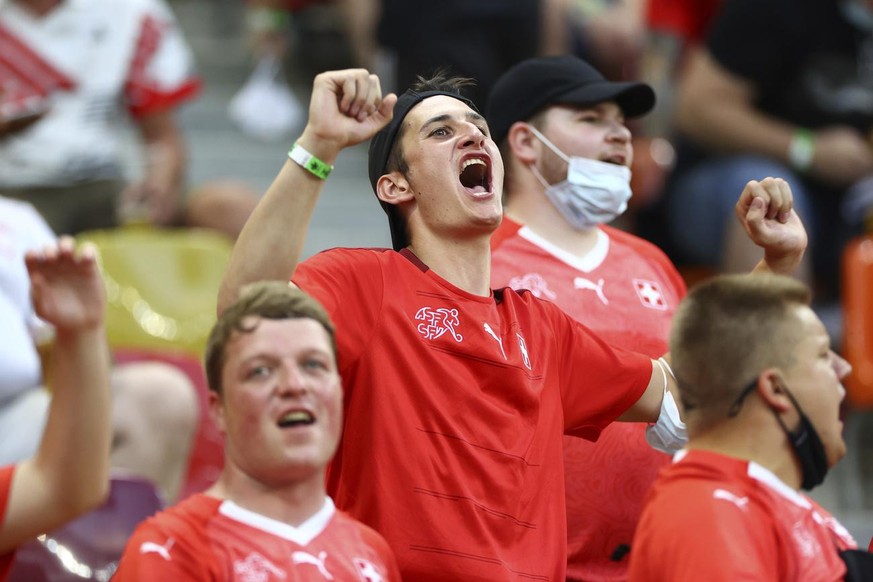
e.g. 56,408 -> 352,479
788,128 -> 815,172
288,143 -> 333,180
246,7 -> 290,33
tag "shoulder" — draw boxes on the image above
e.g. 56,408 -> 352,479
602,225 -> 676,266
130,494 -> 220,540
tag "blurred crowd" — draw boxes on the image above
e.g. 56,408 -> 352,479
2,0 -> 873,579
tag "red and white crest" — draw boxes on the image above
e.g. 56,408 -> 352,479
633,279 -> 667,311
415,307 -> 464,342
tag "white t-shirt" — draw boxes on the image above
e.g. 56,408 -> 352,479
0,197 -> 55,401
0,0 -> 200,187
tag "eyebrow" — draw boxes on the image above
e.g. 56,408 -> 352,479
419,111 -> 487,133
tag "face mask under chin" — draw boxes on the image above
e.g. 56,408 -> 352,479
772,384 -> 830,491
728,378 -> 830,491
527,125 -> 633,230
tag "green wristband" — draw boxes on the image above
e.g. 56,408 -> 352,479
288,143 -> 333,180
788,128 -> 815,172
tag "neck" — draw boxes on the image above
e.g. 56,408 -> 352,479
206,464 -> 328,527
504,174 -> 601,259
686,412 -> 803,490
408,231 -> 492,296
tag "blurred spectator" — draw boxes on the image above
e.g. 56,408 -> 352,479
0,0 -> 257,240
663,0 -> 873,302
567,0 -> 647,82
0,236 -> 111,582
113,282 -> 401,580
628,274 -> 864,580
487,55 -> 807,580
337,0 -> 568,107
0,196 -> 198,504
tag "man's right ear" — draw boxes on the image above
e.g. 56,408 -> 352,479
376,172 -> 414,207
506,122 -> 539,165
208,390 -> 227,435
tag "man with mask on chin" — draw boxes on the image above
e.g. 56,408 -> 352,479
628,273 -> 864,581
487,55 -> 808,580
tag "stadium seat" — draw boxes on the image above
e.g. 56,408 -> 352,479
76,225 -> 230,498
7,477 -> 163,581
843,234 -> 873,408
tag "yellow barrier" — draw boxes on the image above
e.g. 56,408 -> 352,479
77,226 -> 232,357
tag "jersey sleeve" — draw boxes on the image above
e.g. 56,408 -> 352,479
293,249 -> 384,373
0,464 -> 15,529
123,0 -> 201,117
356,522 -> 403,580
546,304 -> 652,440
113,518 -> 211,581
630,484 -> 779,581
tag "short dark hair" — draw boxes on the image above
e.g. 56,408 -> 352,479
670,273 -> 811,418
204,282 -> 336,395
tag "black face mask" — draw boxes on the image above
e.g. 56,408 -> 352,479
772,384 -> 829,491
728,379 -> 829,490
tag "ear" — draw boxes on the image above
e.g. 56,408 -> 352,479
756,369 -> 793,413
506,122 -> 540,166
208,390 -> 227,435
376,171 -> 415,207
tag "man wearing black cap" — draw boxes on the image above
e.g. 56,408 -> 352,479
217,67 -> 800,580
486,55 -> 811,580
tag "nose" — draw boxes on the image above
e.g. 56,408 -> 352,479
460,123 -> 487,148
830,350 -> 852,380
276,364 -> 308,397
606,120 -> 632,144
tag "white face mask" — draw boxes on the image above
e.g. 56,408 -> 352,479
528,125 -> 633,230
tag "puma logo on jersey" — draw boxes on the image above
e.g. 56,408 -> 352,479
507,273 -> 557,300
483,323 -> 507,359
633,279 -> 667,311
233,552 -> 287,582
139,538 -> 175,561
517,333 -> 531,370
573,277 -> 608,305
291,551 -> 333,579
354,558 -> 384,582
415,307 -> 463,342
713,489 -> 749,509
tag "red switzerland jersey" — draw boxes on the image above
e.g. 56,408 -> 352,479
492,219 -> 685,581
629,450 -> 857,581
0,465 -> 14,582
293,247 -> 652,581
113,494 -> 400,581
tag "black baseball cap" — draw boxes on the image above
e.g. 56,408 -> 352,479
486,55 -> 656,145
368,88 -> 478,251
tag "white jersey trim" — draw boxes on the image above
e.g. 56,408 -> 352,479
747,460 -> 812,509
518,226 -> 610,273
673,450 -> 812,509
219,496 -> 336,546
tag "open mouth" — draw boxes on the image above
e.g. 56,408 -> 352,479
459,156 -> 491,194
277,410 -> 315,428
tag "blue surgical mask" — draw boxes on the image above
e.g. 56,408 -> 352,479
528,126 -> 632,230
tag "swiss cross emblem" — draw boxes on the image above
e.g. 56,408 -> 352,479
633,279 -> 667,311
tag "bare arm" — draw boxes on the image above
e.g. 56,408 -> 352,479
217,69 -> 397,314
0,238 -> 111,554
619,356 -> 676,423
124,110 -> 187,225
677,48 -> 873,187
